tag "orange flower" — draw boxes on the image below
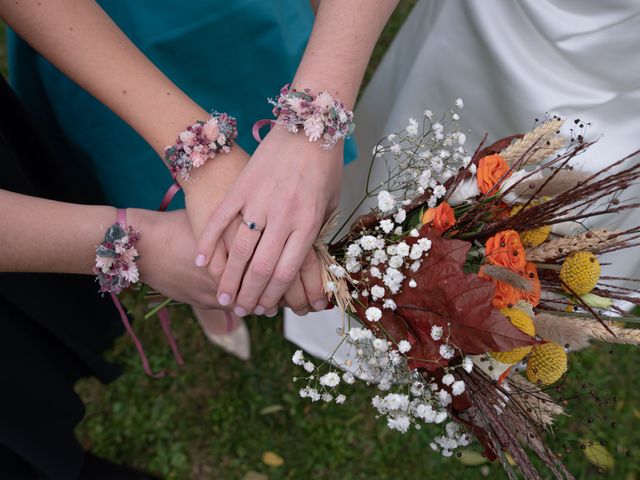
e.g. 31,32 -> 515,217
517,262 -> 541,307
477,154 -> 511,195
485,230 -> 527,272
421,202 -> 456,234
478,267 -> 519,308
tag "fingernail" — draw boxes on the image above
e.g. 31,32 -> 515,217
195,254 -> 206,267
313,300 -> 328,311
296,309 -> 310,317
254,306 -> 266,315
266,309 -> 278,318
218,293 -> 231,306
234,306 -> 247,317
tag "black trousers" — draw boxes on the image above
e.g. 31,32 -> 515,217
0,75 -> 123,479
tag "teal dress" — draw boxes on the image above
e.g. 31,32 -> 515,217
8,0 -> 357,210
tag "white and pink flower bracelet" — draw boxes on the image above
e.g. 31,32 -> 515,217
94,208 -> 141,295
163,112 -> 238,180
269,84 -> 355,149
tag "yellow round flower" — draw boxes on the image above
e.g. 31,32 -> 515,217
559,251 -> 601,295
491,307 -> 535,364
520,225 -> 551,248
526,342 -> 568,385
510,205 -> 550,247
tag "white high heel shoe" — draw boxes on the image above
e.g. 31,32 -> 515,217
192,307 -> 251,361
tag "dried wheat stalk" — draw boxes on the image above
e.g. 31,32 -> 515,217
482,264 -> 533,292
502,118 -> 565,166
507,373 -> 565,427
314,211 -> 354,313
513,169 -> 592,198
535,312 -> 640,346
526,229 -> 618,262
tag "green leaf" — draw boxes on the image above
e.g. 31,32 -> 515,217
456,450 -> 488,466
260,405 -> 284,415
579,293 -> 614,309
582,442 -> 614,470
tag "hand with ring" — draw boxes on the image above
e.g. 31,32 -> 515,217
195,125 -> 342,317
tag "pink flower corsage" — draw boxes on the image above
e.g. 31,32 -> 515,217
94,222 -> 141,294
164,112 -> 238,180
270,84 -> 355,149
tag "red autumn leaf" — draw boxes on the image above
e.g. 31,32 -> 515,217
394,227 -> 536,371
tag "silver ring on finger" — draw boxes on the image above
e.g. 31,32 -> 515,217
242,219 -> 265,232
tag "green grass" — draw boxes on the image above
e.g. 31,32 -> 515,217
2,3 -> 639,479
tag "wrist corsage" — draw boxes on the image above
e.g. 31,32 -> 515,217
270,84 -> 355,149
94,211 -> 141,295
164,112 -> 238,180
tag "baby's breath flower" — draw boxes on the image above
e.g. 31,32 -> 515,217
438,389 -> 452,406
394,209 -> 407,224
406,117 -> 419,137
379,218 -> 395,234
442,373 -> 455,386
409,244 -> 423,260
328,264 -> 346,278
303,361 -> 315,373
435,411 -> 448,423
319,372 -> 340,388
388,255 -> 403,269
346,243 -> 362,258
373,338 -> 389,352
345,257 -> 361,273
370,285 -> 385,300
383,298 -> 397,310
370,266 -> 382,279
292,350 -> 304,366
455,98 -> 464,109
396,242 -> 410,258
335,394 -> 346,404
360,235 -> 379,251
342,372 -> 355,384
433,184 -> 447,198
387,415 -> 411,433
398,340 -> 412,353
462,356 -> 474,373
431,325 -> 444,341
409,279 -> 417,288
373,249 -> 388,264
377,190 -> 396,213
451,380 -> 466,396
365,307 -> 383,322
439,344 -> 455,360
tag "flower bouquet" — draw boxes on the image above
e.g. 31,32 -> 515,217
294,103 -> 640,479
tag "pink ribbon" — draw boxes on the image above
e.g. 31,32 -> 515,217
109,207 -> 185,377
158,181 -> 181,212
252,119 -> 275,143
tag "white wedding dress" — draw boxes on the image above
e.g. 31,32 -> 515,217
285,0 -> 640,361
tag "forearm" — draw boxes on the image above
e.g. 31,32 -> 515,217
0,189 -> 155,274
294,0 -> 399,108
0,0 -> 203,158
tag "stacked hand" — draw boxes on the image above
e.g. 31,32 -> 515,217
151,130 -> 342,315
